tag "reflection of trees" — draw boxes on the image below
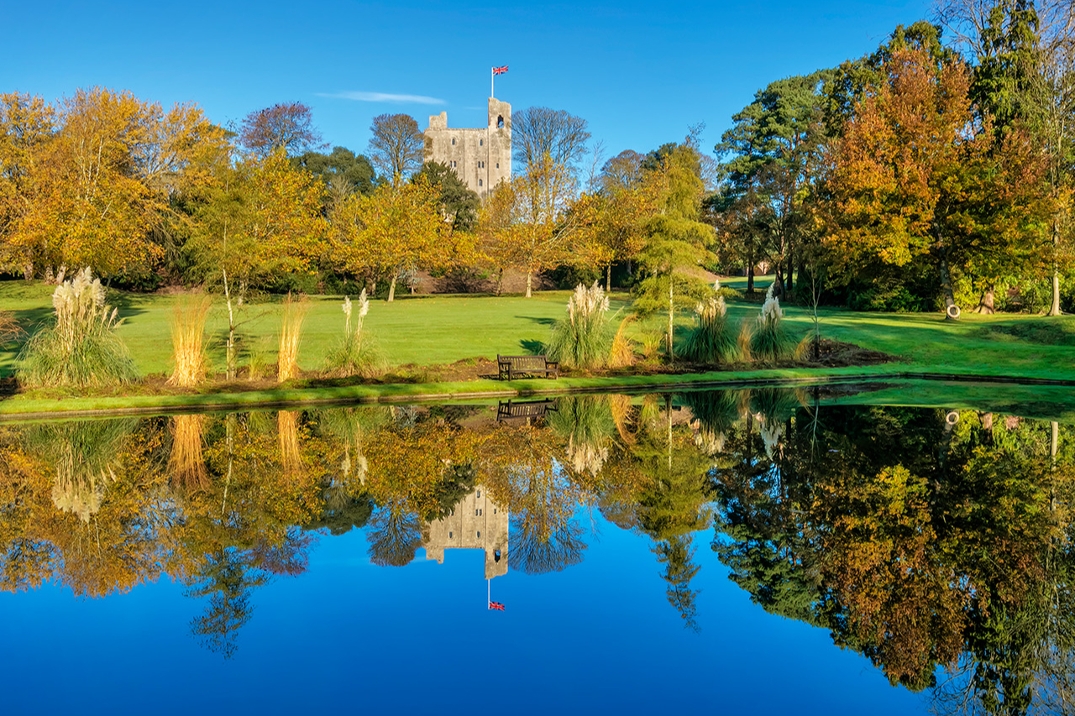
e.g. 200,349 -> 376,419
187,546 -> 266,659
635,395 -> 713,630
366,504 -> 423,567
711,402 -> 1075,712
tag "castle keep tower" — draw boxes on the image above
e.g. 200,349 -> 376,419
424,97 -> 511,196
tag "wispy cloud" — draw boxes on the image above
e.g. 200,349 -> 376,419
317,91 -> 445,105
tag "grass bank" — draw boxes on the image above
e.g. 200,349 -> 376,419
2,278 -> 1075,415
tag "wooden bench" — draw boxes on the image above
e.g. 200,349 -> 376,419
497,354 -> 560,380
497,399 -> 558,423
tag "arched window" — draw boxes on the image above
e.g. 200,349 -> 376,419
497,115 -> 504,129
478,178 -> 483,187
451,137 -> 456,145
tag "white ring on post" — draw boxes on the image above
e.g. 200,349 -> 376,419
946,304 -> 961,320
946,411 -> 960,425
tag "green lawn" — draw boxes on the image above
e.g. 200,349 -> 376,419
2,277 -> 1074,384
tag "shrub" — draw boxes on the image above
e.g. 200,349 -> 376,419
325,290 -> 383,377
0,312 -> 21,344
19,268 -> 138,388
546,282 -> 611,369
168,295 -> 212,388
750,284 -> 793,361
681,294 -> 736,364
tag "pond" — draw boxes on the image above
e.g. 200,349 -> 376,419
0,388 -> 1072,715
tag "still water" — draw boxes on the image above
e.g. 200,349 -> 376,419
0,389 -> 1072,715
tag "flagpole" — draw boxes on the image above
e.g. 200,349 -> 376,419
487,578 -> 491,609
490,67 -> 494,98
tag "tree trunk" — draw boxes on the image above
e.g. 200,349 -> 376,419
526,271 -> 533,298
388,274 -> 397,302
667,278 -> 675,361
977,286 -> 995,314
606,263 -> 612,292
1051,265 -> 1062,316
223,268 -> 237,381
496,268 -> 504,297
939,257 -> 958,320
746,263 -> 755,295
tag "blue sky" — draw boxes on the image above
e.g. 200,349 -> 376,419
4,0 -> 932,159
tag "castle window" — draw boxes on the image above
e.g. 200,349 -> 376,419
475,509 -> 479,516
496,163 -> 499,169
477,531 -> 481,538
497,115 -> 504,129
449,531 -> 453,539
477,491 -> 481,498
451,138 -> 456,145
451,160 -> 456,168
478,179 -> 483,187
479,139 -> 484,146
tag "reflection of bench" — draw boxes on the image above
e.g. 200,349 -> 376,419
497,354 -> 559,380
497,399 -> 558,423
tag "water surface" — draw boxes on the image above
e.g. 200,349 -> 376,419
0,389 -> 1071,715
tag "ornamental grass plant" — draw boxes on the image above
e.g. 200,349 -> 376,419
168,295 -> 212,388
19,268 -> 138,388
681,294 -> 736,365
749,284 -> 794,362
547,282 -> 612,369
325,290 -> 384,378
277,294 -> 308,383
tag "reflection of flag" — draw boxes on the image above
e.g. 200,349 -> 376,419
489,601 -> 506,611
493,66 -> 509,75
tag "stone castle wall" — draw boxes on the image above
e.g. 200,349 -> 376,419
424,97 -> 511,196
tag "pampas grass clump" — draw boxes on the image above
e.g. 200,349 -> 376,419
547,282 -> 611,369
168,295 -> 212,388
325,290 -> 384,377
19,267 -> 138,388
278,294 -> 308,383
169,414 -> 208,491
681,294 -> 736,364
749,284 -> 793,362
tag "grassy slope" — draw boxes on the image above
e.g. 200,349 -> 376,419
2,277 -> 1074,388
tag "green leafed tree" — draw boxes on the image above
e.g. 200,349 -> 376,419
635,143 -> 715,358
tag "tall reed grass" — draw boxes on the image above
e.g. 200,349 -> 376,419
547,282 -> 611,369
681,294 -> 736,365
168,295 -> 212,388
325,290 -> 383,377
749,285 -> 793,361
277,294 -> 308,383
19,268 -> 138,388
607,315 -> 637,368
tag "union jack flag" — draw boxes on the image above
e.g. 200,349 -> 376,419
489,601 -> 506,611
492,65 -> 509,75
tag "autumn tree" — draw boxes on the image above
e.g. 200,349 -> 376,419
238,101 -> 323,158
412,160 -> 481,231
477,156 -> 578,297
188,150 -> 327,377
940,0 -> 1075,313
293,146 -> 376,211
0,92 -> 53,276
367,113 -> 424,186
333,176 -> 448,301
824,47 -> 1050,318
569,153 -> 662,289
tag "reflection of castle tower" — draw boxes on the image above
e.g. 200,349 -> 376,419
424,97 -> 511,196
423,487 -> 508,579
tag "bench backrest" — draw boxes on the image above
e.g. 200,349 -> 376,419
499,355 -> 549,369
